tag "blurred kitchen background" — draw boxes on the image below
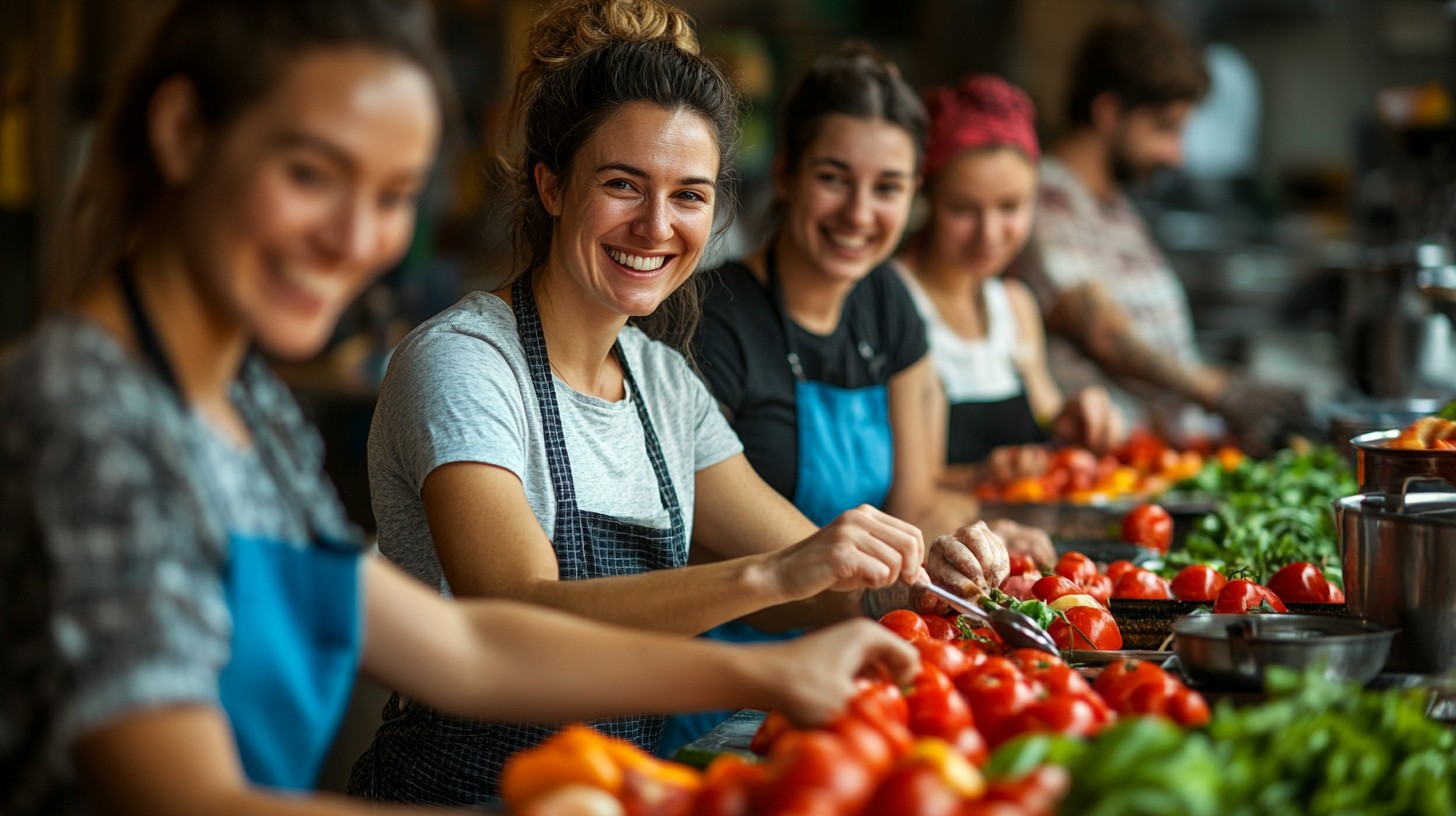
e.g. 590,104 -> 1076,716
5,0 -> 1456,536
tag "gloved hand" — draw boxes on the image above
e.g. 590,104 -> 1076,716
1212,372 -> 1313,456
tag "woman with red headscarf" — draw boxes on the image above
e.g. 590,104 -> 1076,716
897,76 -> 1125,490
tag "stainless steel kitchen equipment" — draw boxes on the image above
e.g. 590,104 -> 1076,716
1350,429 -> 1456,499
1337,491 -> 1456,673
1172,613 -> 1396,688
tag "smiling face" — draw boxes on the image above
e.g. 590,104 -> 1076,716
166,48 -> 439,360
776,114 -> 918,284
537,101 -> 719,321
924,147 -> 1037,281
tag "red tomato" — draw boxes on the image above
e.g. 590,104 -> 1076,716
1111,568 -> 1173,600
861,764 -> 962,816
1030,575 -> 1082,603
906,665 -> 975,740
1007,551 -> 1039,577
1266,562 -> 1332,605
1105,560 -> 1137,583
915,638 -> 974,679
1091,659 -> 1170,712
880,609 -> 931,642
695,755 -> 768,816
1323,582 -> 1346,604
1005,695 -> 1102,739
750,710 -> 795,755
1047,606 -> 1123,651
1120,504 -> 1174,553
955,658 -> 1038,745
998,571 -> 1040,601
1122,677 -> 1211,727
1212,579 -> 1288,613
1169,685 -> 1211,727
923,614 -> 961,641
1170,564 -> 1227,602
759,731 -> 876,815
1080,572 -> 1113,607
1054,552 -> 1098,584
826,714 -> 897,777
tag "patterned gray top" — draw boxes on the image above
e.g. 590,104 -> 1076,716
0,313 -> 361,816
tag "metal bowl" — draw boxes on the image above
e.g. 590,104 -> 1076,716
1172,613 -> 1395,689
1338,491 -> 1456,672
1350,429 -> 1456,498
1326,397 -> 1445,466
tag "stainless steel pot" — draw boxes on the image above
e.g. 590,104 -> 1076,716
1350,429 -> 1456,499
1337,492 -> 1456,672
1172,613 -> 1395,689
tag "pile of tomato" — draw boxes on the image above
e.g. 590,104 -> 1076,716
973,432 -> 1243,505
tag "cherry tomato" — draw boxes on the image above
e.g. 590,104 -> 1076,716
1111,567 -> 1173,600
983,765 -> 1071,816
695,755 -> 768,816
1031,575 -> 1082,603
750,710 -> 795,755
826,713 -> 897,777
955,658 -> 1038,745
1054,552 -> 1098,584
923,614 -> 960,641
1048,606 -> 1123,651
1105,559 -> 1137,583
1212,578 -> 1288,613
1267,562 -> 1332,605
1170,564 -> 1227,602
1120,503 -> 1174,553
1323,582 -> 1346,604
880,609 -> 931,641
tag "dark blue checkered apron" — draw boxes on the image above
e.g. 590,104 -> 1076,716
348,277 -> 688,805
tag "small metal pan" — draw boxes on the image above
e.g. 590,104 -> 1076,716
1172,613 -> 1396,689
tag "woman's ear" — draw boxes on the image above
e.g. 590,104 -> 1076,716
148,76 -> 206,185
533,161 -> 563,217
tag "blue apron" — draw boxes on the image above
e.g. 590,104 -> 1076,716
119,265 -> 362,790
657,248 -> 895,757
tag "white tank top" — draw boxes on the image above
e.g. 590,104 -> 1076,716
897,269 -> 1026,403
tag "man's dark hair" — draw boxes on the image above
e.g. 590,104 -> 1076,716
1065,13 -> 1209,127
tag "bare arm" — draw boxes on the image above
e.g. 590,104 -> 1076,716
1043,281 -> 1224,408
423,459 -> 923,635
360,559 -> 920,725
72,707 -> 463,816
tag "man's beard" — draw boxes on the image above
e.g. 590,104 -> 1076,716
1109,142 -> 1157,186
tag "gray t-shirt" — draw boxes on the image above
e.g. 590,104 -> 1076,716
0,314 -> 361,816
369,292 -> 743,593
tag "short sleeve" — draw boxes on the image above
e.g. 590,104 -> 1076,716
374,323 -> 534,494
693,272 -> 752,416
683,362 -> 743,471
27,406 -> 231,757
874,265 -> 929,376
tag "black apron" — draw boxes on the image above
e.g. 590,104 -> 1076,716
349,276 -> 688,805
947,393 -> 1044,465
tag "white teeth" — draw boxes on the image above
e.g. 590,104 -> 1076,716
607,248 -> 667,272
826,233 -> 870,250
278,264 -> 330,296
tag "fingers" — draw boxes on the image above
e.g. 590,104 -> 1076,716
775,621 -> 920,725
961,521 -> 1011,588
926,530 -> 987,597
779,506 -> 927,597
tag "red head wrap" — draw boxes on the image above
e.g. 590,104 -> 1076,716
922,74 -> 1039,180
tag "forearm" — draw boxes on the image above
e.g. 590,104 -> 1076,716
1047,285 -> 1222,408
490,554 -> 795,635
738,589 -> 865,632
429,600 -> 788,722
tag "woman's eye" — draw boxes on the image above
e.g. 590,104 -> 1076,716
287,162 -> 329,187
816,172 -> 847,186
380,189 -> 421,211
677,189 -> 709,203
605,179 -> 635,192
876,182 -> 906,197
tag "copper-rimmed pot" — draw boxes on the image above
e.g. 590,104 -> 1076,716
1337,491 -> 1456,673
1349,429 -> 1456,500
